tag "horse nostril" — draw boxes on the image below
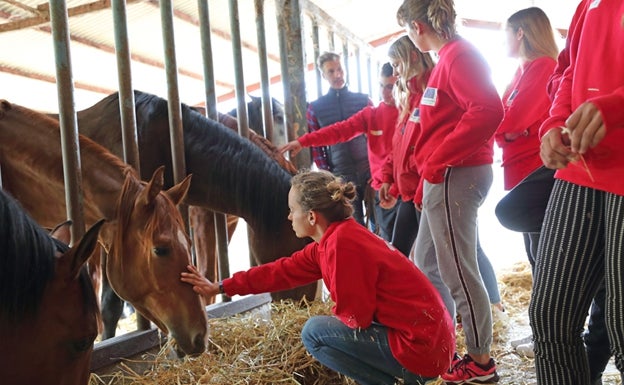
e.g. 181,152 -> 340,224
193,333 -> 207,354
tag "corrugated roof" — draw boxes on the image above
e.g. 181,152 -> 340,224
0,0 -> 577,112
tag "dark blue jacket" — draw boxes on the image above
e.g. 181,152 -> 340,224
309,87 -> 370,183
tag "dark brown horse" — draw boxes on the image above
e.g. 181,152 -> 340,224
188,109 -> 298,305
0,189 -> 103,385
72,90 -> 314,300
0,100 -> 208,355
227,94 -> 288,146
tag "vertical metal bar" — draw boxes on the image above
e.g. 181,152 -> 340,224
159,0 -> 186,186
311,18 -> 322,98
342,40 -> 349,87
197,0 -> 217,121
367,55 -> 373,99
228,0 -> 249,139
111,0 -> 140,171
197,0 -> 230,301
276,0 -> 310,168
49,0 -> 85,242
112,0 -> 150,331
355,45 -> 362,93
327,29 -> 335,52
254,0 -> 274,142
228,0 -> 254,269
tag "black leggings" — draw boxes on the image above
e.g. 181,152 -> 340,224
390,200 -> 420,257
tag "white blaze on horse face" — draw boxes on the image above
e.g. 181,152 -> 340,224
177,228 -> 191,257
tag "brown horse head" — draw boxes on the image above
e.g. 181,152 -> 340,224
0,190 -> 103,385
106,166 -> 208,356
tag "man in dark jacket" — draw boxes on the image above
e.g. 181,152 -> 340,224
306,51 -> 372,226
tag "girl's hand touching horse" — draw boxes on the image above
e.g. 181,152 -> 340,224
181,264 -> 220,299
279,140 -> 303,157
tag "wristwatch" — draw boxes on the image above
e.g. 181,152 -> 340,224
218,281 -> 225,294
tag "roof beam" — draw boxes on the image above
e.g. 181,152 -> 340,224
0,0 -> 143,33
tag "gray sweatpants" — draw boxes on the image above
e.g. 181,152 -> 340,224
413,164 -> 493,355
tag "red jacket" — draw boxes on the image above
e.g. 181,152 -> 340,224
416,37 -> 503,199
299,102 -> 398,190
222,218 -> 455,377
540,0 -> 624,196
495,56 -> 556,190
381,75 -> 428,202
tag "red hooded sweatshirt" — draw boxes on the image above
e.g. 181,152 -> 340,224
222,218 -> 455,377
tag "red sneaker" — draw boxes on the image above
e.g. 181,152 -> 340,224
442,354 -> 499,384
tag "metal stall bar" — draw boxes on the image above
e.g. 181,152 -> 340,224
342,40 -> 349,87
367,55 -> 373,100
276,0 -> 309,168
327,29 -> 335,52
311,18 -> 322,98
112,0 -> 140,171
228,0 -> 253,268
159,0 -> 186,187
228,0 -> 249,139
355,45 -> 362,93
111,0 -> 150,331
254,0 -> 274,143
197,0 -> 231,301
49,0 -> 86,242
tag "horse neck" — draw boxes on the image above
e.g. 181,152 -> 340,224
0,108 -> 126,222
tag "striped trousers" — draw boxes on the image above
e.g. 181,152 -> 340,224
529,179 -> 624,384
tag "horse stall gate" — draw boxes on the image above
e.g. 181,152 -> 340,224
0,0 -> 381,377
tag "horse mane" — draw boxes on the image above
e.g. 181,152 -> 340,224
80,136 -> 136,179
215,112 -> 297,175
132,91 -> 292,230
0,190 -> 98,327
112,173 -> 189,254
1,101 -> 135,184
0,189 -> 56,325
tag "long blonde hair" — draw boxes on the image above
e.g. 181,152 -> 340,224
397,0 -> 457,40
507,7 -> 559,61
387,35 -> 435,124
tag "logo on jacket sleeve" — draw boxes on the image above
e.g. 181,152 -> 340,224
421,87 -> 438,106
409,107 -> 420,123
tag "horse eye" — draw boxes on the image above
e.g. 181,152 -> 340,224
153,246 -> 170,256
71,337 -> 95,355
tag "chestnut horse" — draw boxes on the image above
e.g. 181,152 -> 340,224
0,189 -> 103,385
72,91 -> 315,305
0,100 -> 208,355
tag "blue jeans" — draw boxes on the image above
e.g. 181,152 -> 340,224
301,315 -> 434,385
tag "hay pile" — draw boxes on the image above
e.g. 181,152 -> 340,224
90,262 -> 622,385
90,299 -> 357,385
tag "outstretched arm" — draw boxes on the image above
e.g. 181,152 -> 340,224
181,264 -> 221,300
278,140 -> 303,157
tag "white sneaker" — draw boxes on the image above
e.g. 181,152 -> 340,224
516,341 -> 535,358
492,305 -> 509,325
510,334 -> 532,348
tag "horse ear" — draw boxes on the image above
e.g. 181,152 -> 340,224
49,220 -> 73,244
66,219 -> 105,279
165,173 -> 192,206
141,166 -> 166,206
